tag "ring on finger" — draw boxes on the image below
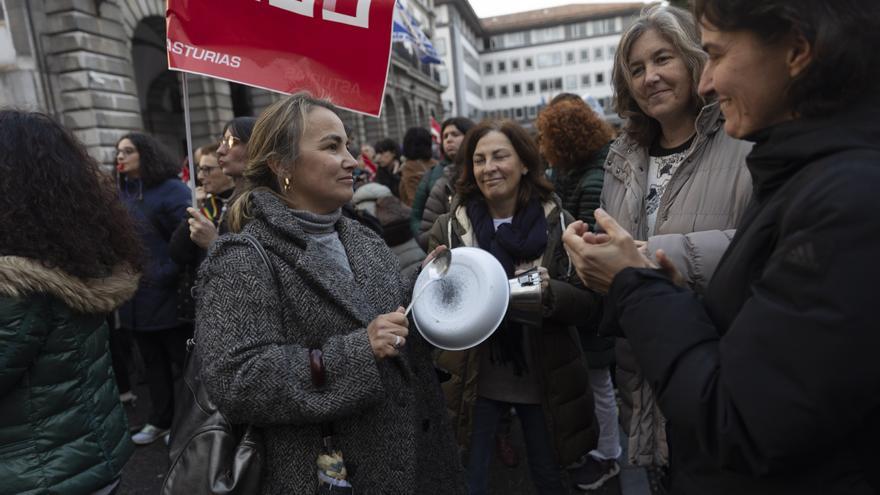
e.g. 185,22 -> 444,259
394,335 -> 401,348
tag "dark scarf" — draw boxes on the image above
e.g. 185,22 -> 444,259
467,197 -> 547,277
466,196 -> 548,375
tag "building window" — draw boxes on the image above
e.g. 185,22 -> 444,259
502,109 -> 511,118
539,77 -> 563,92
500,85 -> 509,97
566,51 -> 575,64
515,107 -> 524,119
591,18 -> 617,36
504,31 -> 527,48
525,57 -> 534,69
532,26 -> 565,43
511,59 -> 520,71
436,38 -> 447,56
596,72 -> 605,85
537,52 -> 562,68
528,105 -> 537,118
594,46 -> 603,60
486,86 -> 495,99
581,74 -> 591,87
498,60 -> 506,73
438,68 -> 449,86
606,18 -> 617,34
565,75 -> 577,90
571,22 -> 588,38
580,49 -> 589,62
608,45 -> 616,58
513,83 -> 522,96
484,62 -> 493,74
466,76 -> 481,96
526,81 -> 536,94
464,49 -> 480,72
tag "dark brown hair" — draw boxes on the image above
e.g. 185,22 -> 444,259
0,111 -> 143,278
536,100 -> 615,170
456,120 -> 554,213
116,132 -> 181,187
694,0 -> 880,118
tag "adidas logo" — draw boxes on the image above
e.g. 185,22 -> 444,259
783,242 -> 821,272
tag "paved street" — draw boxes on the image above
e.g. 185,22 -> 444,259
119,379 -> 639,494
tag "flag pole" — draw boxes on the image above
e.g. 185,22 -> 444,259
181,72 -> 198,209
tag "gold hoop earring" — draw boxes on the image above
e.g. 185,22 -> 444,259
283,176 -> 291,192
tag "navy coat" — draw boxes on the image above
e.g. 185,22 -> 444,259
118,177 -> 190,331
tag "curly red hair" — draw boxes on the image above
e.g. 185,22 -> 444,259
536,100 -> 615,170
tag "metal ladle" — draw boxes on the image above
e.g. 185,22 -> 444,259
404,248 -> 452,317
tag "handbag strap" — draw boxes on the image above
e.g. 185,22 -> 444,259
187,233 -> 275,354
240,233 -> 276,281
238,233 -> 336,443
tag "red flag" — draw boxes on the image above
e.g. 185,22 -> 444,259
166,1 -> 396,117
180,158 -> 190,184
430,116 -> 441,144
361,153 -> 378,176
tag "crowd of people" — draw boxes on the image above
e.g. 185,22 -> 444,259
1,1 -> 878,494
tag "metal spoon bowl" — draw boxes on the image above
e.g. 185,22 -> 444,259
404,248 -> 451,316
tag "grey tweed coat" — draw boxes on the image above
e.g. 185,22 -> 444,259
195,191 -> 465,494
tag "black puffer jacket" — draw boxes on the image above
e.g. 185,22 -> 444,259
603,101 -> 880,494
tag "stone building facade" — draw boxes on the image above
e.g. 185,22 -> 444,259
0,0 -> 444,170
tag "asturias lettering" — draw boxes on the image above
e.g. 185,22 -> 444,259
167,40 -> 242,68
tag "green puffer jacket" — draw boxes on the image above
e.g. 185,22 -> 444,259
410,160 -> 449,236
551,143 -> 610,231
0,256 -> 138,495
551,143 -> 614,368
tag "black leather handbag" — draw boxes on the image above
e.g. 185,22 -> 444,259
162,234 -> 272,494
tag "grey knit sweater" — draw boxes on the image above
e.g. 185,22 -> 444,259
195,190 -> 465,494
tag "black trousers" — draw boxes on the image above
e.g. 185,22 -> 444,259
107,320 -> 133,395
132,324 -> 193,428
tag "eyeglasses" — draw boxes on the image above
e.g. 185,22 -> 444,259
198,165 -> 221,174
219,134 -> 241,150
116,147 -> 137,156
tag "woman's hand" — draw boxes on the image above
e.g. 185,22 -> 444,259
195,186 -> 207,206
422,244 -> 448,269
656,249 -> 686,287
562,208 -> 653,293
187,207 -> 219,249
367,306 -> 409,359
